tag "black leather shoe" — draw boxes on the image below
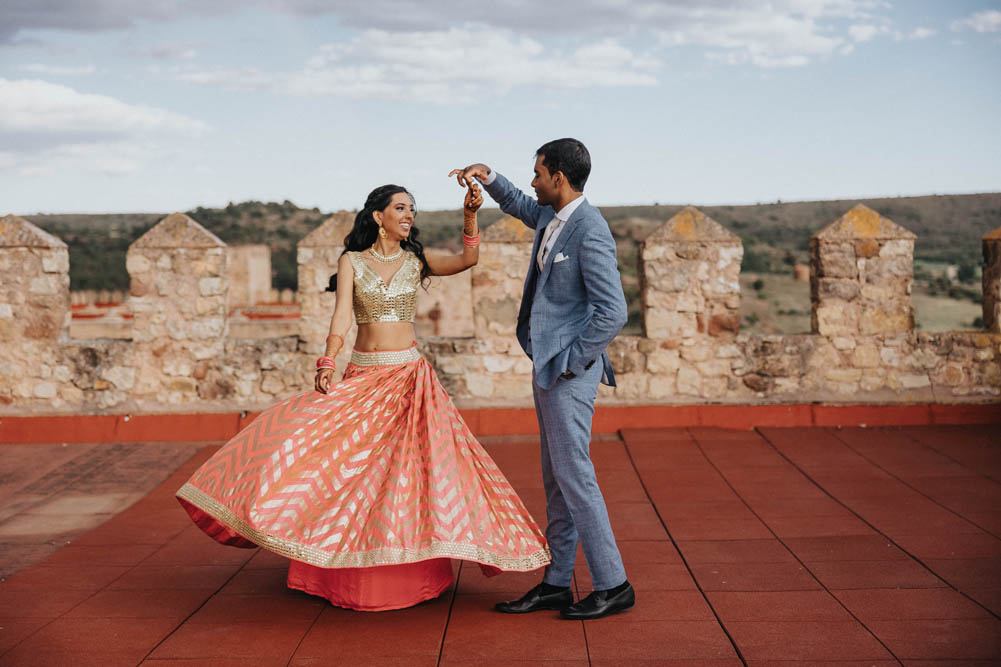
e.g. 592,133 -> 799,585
559,582 -> 635,620
495,583 -> 574,614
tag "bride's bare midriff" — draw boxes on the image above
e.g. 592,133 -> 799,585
354,322 -> 416,352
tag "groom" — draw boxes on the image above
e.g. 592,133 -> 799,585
453,138 -> 634,620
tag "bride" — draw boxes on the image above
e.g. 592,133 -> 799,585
177,179 -> 549,611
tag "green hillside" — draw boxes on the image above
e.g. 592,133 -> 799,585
23,193 -> 999,334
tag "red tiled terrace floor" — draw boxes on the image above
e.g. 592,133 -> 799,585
2,423 -> 1000,666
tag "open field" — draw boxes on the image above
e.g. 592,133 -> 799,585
738,271 -> 983,334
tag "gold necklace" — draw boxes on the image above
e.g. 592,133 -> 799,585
368,246 -> 404,263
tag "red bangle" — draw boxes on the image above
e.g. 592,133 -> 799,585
462,233 -> 480,247
316,356 -> 336,370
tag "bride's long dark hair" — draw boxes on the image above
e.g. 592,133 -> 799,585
326,184 -> 431,291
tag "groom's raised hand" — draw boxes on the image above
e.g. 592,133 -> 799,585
448,164 -> 490,188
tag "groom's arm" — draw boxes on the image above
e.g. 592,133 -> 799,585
567,220 -> 628,377
480,170 -> 547,231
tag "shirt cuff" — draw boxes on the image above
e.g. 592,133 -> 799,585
479,169 -> 497,186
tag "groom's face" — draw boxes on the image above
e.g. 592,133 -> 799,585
531,155 -> 558,207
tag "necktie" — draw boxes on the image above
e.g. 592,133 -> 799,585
537,217 -> 562,270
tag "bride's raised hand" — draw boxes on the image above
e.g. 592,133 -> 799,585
464,182 -> 482,213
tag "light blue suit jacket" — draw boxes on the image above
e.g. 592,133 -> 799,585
484,172 -> 628,390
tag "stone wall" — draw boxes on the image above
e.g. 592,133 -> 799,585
0,215 -> 69,344
227,245 -> 271,308
0,215 -> 70,405
640,206 -> 742,338
296,211 -> 354,371
0,208 -> 998,414
810,205 -> 915,337
126,213 -> 233,406
416,250 -> 473,339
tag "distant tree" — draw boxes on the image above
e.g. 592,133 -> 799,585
957,262 -> 977,283
272,247 -> 297,290
752,278 -> 765,291
742,247 -> 771,273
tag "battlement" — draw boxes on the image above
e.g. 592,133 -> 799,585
0,207 -> 998,414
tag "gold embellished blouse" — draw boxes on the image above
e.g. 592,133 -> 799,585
348,250 -> 420,324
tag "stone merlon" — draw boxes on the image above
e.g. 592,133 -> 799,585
131,213 -> 226,249
0,214 -> 68,249
645,206 -> 740,244
299,211 -> 354,248
482,216 -> 535,243
813,204 -> 917,241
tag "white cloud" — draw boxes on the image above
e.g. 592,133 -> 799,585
653,3 -> 880,68
0,1 -> 183,43
0,142 -> 148,177
0,78 -> 207,175
297,0 -> 885,36
0,0 -> 883,40
891,26 -> 937,41
138,45 -> 198,60
0,79 -> 207,136
3,0 -> 887,71
17,63 -> 96,75
951,10 -> 1001,33
849,24 -> 881,42
849,22 -> 933,44
908,27 -> 936,40
175,27 -> 659,103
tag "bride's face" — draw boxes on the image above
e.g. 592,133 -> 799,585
376,193 -> 416,241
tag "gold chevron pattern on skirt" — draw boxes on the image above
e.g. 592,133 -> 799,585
177,352 -> 550,572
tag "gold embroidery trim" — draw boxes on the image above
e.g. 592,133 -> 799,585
177,483 -> 551,571
350,346 -> 421,366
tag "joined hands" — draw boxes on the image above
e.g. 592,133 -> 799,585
449,164 -> 490,190
463,181 -> 482,213
449,166 -> 485,216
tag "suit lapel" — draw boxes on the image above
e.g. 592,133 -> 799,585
527,214 -> 556,282
520,213 -> 555,316
537,201 -> 587,290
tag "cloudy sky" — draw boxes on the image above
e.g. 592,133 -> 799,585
1,1 -> 999,214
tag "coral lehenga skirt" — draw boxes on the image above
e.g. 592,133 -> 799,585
176,345 -> 549,611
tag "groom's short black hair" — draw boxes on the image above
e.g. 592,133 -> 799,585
536,138 -> 590,192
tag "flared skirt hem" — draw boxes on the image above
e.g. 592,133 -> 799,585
177,482 -> 550,573
286,559 -> 455,611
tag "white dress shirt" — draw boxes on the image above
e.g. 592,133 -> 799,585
536,195 -> 584,270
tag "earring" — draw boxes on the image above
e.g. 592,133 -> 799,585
378,226 -> 387,239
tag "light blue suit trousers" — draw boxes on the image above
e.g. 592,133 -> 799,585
483,171 -> 628,591
533,363 -> 627,590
